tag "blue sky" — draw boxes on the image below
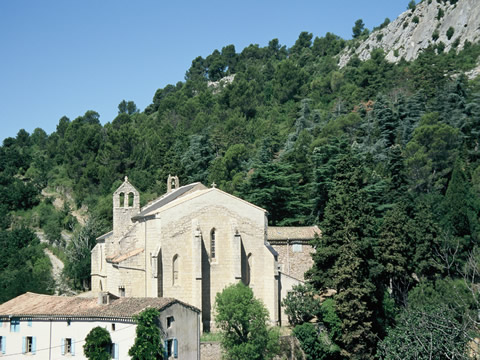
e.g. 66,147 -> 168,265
0,1 -> 411,142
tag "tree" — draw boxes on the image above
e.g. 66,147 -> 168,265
378,306 -> 471,359
214,282 -> 279,360
84,326 -> 112,360
128,308 -> 164,360
293,323 -> 341,360
63,218 -> 101,290
407,0 -> 416,11
307,153 -> 380,358
352,19 -> 365,39
281,283 -> 321,326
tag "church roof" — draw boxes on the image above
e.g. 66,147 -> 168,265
268,226 -> 321,241
0,292 -> 199,320
141,187 -> 267,218
132,182 -> 206,220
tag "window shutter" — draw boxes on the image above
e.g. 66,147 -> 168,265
32,337 -> 36,354
28,319 -> 32,327
174,338 -> 178,358
72,338 -> 75,356
163,340 -> 168,359
114,343 -> 119,360
22,337 -> 26,354
1,336 -> 6,354
61,338 -> 65,355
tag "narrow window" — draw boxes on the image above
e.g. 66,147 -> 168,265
61,338 -> 75,355
172,255 -> 179,285
112,323 -> 116,331
119,286 -> 125,297
128,192 -> 134,207
111,343 -> 119,360
28,319 -> 32,327
67,319 -> 71,326
167,316 -> 175,328
119,192 -> 125,207
25,336 -> 33,353
10,318 -> 19,332
210,229 -> 216,259
0,336 -> 5,355
65,338 -> 72,354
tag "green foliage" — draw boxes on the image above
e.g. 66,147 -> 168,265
84,326 -> 113,360
128,308 -> 164,360
293,323 -> 340,360
281,283 -> 321,326
63,219 -> 101,290
437,8 -> 444,20
0,227 -> 54,303
215,282 -> 280,360
2,21 -> 480,357
378,306 -> 470,359
352,19 -> 365,39
412,15 -> 419,24
408,0 -> 416,10
446,26 -> 455,40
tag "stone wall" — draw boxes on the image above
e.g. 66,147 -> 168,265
271,242 -> 314,281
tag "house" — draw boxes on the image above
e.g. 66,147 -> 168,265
0,292 -> 200,359
91,176 -> 320,329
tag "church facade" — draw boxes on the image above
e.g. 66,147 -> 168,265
91,176 -> 319,329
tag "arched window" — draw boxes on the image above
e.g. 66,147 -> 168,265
210,229 -> 216,259
118,192 -> 125,207
128,192 -> 134,207
172,255 -> 179,285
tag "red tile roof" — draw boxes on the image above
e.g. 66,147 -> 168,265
0,292 -> 199,320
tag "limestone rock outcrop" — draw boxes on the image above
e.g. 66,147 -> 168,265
338,0 -> 480,70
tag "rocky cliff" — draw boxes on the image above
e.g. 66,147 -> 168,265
338,0 -> 480,68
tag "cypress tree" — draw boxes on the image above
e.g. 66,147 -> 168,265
308,152 -> 380,358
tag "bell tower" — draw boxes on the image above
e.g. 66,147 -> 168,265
109,177 -> 140,256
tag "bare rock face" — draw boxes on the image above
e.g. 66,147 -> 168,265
338,0 -> 480,68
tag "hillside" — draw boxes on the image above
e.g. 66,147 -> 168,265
1,0 -> 480,357
339,0 -> 480,67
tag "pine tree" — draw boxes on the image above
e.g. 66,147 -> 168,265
308,153 -> 380,358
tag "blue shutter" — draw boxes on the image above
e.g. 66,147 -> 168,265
72,338 -> 75,356
163,340 -> 168,359
114,343 -> 119,360
1,336 -> 5,354
28,319 -> 32,327
22,337 -> 26,354
32,337 -> 36,354
61,338 -> 65,355
174,338 -> 178,358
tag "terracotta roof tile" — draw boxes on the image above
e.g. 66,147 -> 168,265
0,293 -> 199,320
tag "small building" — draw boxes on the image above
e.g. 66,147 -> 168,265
0,292 -> 200,359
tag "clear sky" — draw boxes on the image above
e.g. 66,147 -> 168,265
0,1 -> 411,142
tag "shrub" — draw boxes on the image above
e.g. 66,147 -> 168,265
281,283 -> 321,326
215,282 -> 279,360
83,327 -> 112,360
446,26 -> 455,40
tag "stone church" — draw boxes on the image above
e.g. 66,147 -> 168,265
91,176 -> 319,329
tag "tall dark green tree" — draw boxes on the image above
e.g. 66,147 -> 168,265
308,153 -> 380,358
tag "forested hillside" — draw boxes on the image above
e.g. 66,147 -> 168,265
1,0 -> 480,357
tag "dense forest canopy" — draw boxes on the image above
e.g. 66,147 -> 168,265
2,5 -> 480,356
